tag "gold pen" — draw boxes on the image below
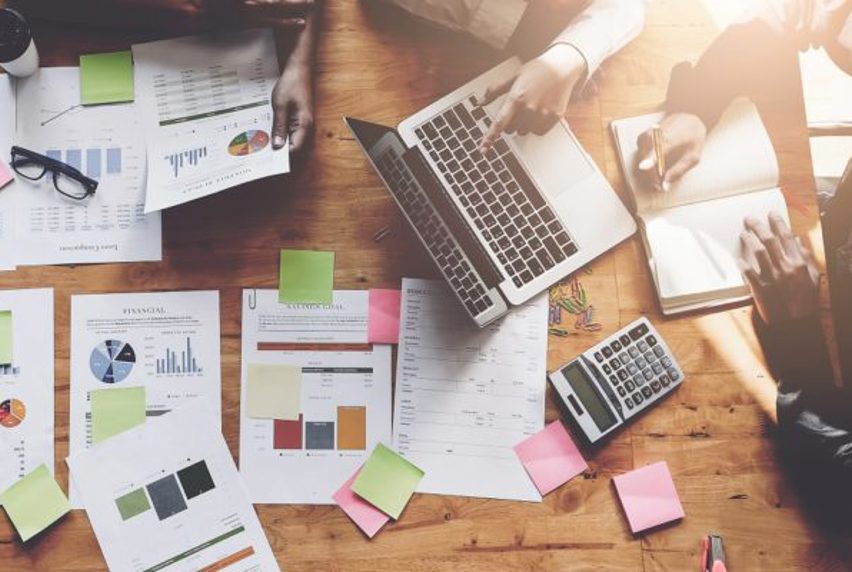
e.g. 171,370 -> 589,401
651,124 -> 666,181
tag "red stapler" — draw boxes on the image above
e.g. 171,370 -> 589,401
702,534 -> 727,572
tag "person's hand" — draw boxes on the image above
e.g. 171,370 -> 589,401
738,212 -> 821,325
636,112 -> 707,192
237,0 -> 313,27
271,61 -> 314,159
478,43 -> 588,153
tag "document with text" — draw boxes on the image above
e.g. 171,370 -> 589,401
393,279 -> 548,502
240,289 -> 392,504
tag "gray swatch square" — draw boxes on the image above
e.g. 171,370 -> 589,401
305,421 -> 335,450
146,474 -> 187,520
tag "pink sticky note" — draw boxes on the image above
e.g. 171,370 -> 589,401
514,420 -> 587,495
0,160 -> 12,190
368,289 -> 401,344
613,461 -> 684,534
333,466 -> 390,538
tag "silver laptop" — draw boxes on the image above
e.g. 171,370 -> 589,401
346,58 -> 636,327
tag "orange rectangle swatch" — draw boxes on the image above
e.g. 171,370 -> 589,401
337,406 -> 367,450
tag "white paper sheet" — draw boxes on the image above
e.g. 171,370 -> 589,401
0,288 -> 54,497
133,29 -> 290,213
0,75 -> 18,271
67,401 -> 280,572
239,289 -> 392,504
69,291 -> 221,507
393,279 -> 548,502
12,68 -> 162,266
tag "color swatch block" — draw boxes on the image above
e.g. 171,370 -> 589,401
333,466 -> 390,538
273,415 -> 303,450
279,249 -> 334,305
613,461 -> 685,534
514,420 -> 587,495
351,443 -> 424,520
0,465 -> 70,542
115,488 -> 150,521
337,406 -> 367,450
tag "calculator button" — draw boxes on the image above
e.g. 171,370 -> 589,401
609,375 -> 618,386
633,374 -> 645,386
602,347 -> 613,358
667,368 -> 680,382
628,347 -> 640,359
625,381 -> 636,392
617,370 -> 629,381
629,322 -> 649,340
652,362 -> 663,375
617,386 -> 626,397
661,357 -> 672,368
626,363 -> 638,375
632,393 -> 644,405
653,346 -> 665,358
625,399 -> 634,410
659,374 -> 671,387
603,364 -> 612,375
594,351 -> 604,363
642,368 -> 654,381
611,340 -> 622,352
646,335 -> 657,347
641,386 -> 653,398
609,359 -> 621,371
619,334 -> 631,346
644,351 -> 656,363
636,357 -> 647,369
651,380 -> 662,393
638,341 -> 649,353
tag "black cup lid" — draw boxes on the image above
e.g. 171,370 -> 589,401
0,8 -> 31,63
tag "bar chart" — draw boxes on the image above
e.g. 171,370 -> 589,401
0,364 -> 21,376
156,337 -> 203,375
273,406 -> 367,451
46,147 -> 123,179
165,146 -> 208,178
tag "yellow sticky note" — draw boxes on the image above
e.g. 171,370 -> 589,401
0,311 -> 11,365
0,465 -> 70,542
246,363 -> 301,420
91,386 -> 146,444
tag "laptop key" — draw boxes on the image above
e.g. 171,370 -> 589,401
502,152 -> 545,209
454,104 -> 476,129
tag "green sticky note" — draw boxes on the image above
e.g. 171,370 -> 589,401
0,464 -> 70,542
279,249 -> 334,304
0,311 -> 12,365
91,386 -> 146,444
351,443 -> 424,519
80,51 -> 135,105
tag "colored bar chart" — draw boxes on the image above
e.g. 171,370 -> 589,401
271,408 -> 367,451
166,146 -> 208,178
156,337 -> 203,375
0,364 -> 21,376
45,148 -> 123,179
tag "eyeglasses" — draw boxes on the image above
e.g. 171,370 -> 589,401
10,146 -> 98,201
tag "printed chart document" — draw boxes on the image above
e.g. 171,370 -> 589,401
69,291 -> 221,506
68,402 -> 280,572
0,77 -> 16,271
393,279 -> 548,502
133,29 -> 290,213
0,289 -> 54,495
11,68 -> 162,266
240,289 -> 392,504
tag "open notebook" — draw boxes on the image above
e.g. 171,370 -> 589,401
611,98 -> 790,314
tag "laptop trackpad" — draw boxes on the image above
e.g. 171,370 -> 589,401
511,123 -> 595,198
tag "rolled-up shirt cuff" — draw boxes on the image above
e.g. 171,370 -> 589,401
468,0 -> 527,49
551,24 -> 609,78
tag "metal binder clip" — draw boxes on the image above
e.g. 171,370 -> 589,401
248,289 -> 257,310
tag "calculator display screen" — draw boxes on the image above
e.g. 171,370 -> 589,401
562,362 -> 617,433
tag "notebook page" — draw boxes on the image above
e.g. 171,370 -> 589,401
642,187 -> 788,305
612,98 -> 780,214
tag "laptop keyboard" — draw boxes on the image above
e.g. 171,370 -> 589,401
415,97 -> 578,288
375,148 -> 495,318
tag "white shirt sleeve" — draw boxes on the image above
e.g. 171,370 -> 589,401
552,0 -> 651,76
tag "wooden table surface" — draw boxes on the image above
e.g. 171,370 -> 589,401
2,1 -> 851,570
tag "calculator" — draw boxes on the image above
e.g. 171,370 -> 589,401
548,318 -> 684,444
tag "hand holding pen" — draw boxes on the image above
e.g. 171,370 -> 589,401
636,112 -> 707,192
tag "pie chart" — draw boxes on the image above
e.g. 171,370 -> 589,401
90,340 -> 136,384
228,130 -> 270,157
0,398 -> 25,428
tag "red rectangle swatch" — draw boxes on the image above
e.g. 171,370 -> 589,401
273,414 -> 303,450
